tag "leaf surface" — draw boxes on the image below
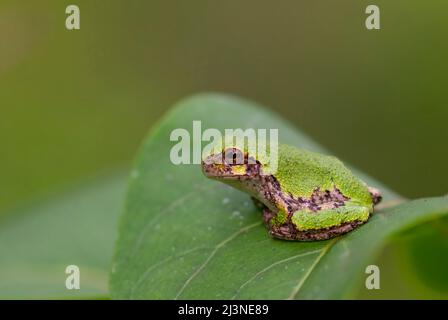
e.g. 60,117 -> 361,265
110,94 -> 448,299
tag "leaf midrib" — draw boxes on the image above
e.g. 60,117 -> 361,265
287,238 -> 337,299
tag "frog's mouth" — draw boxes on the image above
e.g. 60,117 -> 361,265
201,162 -> 246,180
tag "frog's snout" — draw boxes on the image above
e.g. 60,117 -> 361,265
201,153 -> 229,178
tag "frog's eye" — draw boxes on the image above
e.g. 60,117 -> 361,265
224,148 -> 244,165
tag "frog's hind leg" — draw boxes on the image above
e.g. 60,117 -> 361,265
263,207 -> 366,241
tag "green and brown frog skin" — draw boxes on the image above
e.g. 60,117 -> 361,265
202,144 -> 382,241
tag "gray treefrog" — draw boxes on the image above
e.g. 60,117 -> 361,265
202,144 -> 381,241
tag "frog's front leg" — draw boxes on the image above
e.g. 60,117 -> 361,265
262,208 -> 299,240
251,196 -> 266,210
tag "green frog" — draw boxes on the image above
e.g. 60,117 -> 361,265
201,144 -> 381,241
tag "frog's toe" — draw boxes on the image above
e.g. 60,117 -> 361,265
262,208 -> 275,226
368,186 -> 382,205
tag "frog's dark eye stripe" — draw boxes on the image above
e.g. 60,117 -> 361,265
224,148 -> 244,165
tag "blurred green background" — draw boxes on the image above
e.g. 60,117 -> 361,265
1,0 -> 447,212
0,0 -> 447,299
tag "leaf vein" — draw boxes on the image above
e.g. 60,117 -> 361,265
129,246 -> 207,298
131,184 -> 217,256
287,238 -> 337,299
174,221 -> 262,299
231,249 -> 322,299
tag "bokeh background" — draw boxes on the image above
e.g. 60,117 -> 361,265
0,0 -> 447,299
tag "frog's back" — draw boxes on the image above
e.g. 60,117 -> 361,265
273,144 -> 371,204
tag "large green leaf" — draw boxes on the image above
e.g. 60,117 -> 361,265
0,172 -> 127,299
110,94 -> 448,299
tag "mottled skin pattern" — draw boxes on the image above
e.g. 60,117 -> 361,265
202,145 -> 382,241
